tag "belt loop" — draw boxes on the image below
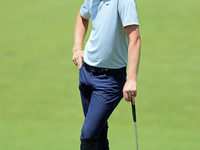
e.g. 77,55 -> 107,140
89,65 -> 91,72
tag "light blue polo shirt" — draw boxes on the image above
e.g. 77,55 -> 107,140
81,0 -> 139,69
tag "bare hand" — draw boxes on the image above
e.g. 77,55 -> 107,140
72,50 -> 84,70
123,80 -> 137,105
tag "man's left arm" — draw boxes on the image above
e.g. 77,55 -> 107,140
123,25 -> 141,104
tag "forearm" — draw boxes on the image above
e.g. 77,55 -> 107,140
123,25 -> 141,102
73,11 -> 89,51
127,37 -> 141,82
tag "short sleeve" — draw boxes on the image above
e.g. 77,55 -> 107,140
118,0 -> 139,27
80,0 -> 91,19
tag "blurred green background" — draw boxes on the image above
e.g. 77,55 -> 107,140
0,0 -> 199,149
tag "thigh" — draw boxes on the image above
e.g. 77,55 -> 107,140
79,63 -> 93,116
81,71 -> 126,140
79,85 -> 92,117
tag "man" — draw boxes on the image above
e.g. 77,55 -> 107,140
72,0 -> 141,149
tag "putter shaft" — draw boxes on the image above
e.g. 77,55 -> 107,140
134,122 -> 139,150
132,103 -> 139,150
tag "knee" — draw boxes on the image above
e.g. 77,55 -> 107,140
80,128 -> 99,150
81,125 -> 98,141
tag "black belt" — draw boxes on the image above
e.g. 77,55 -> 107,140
83,62 -> 126,74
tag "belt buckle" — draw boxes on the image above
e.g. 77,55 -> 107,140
103,68 -> 109,73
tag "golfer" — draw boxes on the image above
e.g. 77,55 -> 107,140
72,0 -> 141,149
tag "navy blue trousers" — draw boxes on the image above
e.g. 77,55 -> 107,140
79,62 -> 126,150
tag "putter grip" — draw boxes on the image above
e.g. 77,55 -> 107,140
131,104 -> 136,122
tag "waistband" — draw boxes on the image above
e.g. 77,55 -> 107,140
83,62 -> 126,74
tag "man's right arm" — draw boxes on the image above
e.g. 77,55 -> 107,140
72,10 -> 89,70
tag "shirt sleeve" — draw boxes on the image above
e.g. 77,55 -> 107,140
118,0 -> 139,27
80,0 -> 91,19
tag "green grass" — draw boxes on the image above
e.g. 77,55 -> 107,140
0,0 -> 199,149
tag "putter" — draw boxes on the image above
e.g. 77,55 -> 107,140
131,103 -> 139,150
